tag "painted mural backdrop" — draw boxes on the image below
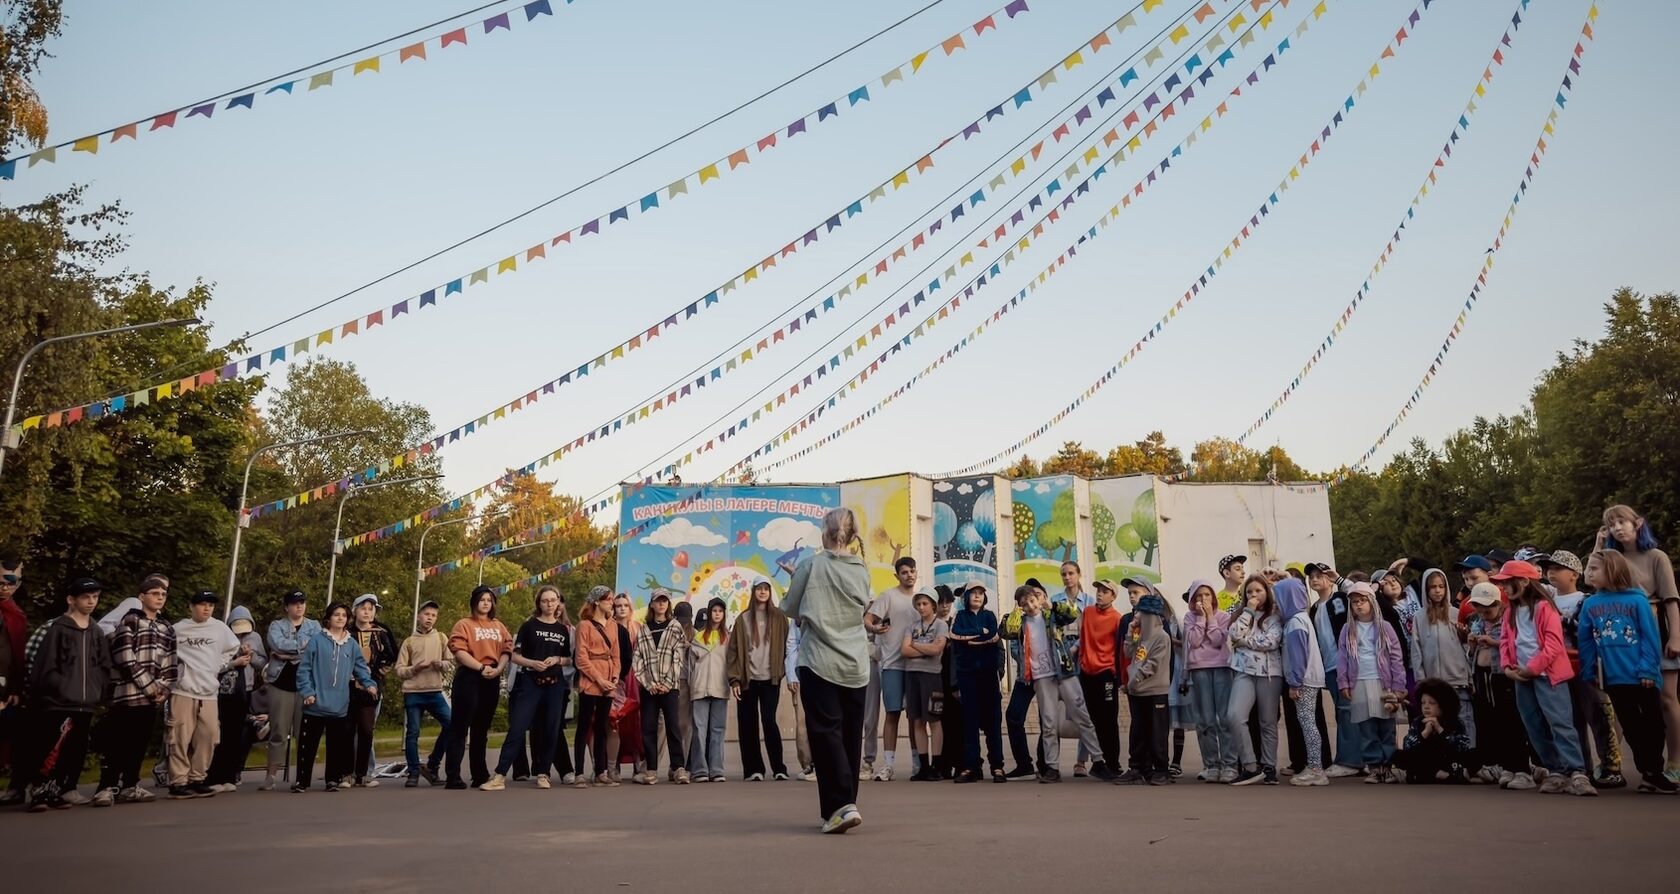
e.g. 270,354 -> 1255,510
616,484 -> 840,616
839,475 -> 914,595
1011,474 -> 1078,594
931,476 -> 999,596
1088,476 -> 1161,586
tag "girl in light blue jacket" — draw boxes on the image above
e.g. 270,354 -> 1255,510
294,603 -> 375,792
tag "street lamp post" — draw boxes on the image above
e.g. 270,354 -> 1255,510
1,317 -> 200,481
412,506 -> 513,634
326,473 -> 443,604
225,428 -> 374,618
477,537 -> 558,586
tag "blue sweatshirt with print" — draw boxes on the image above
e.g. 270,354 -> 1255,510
1576,587 -> 1661,686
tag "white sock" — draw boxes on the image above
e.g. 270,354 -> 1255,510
884,752 -> 896,767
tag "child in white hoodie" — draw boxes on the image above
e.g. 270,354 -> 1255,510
169,592 -> 241,799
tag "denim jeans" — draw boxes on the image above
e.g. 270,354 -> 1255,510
689,697 -> 728,777
1189,667 -> 1237,771
1325,669 -> 1361,769
403,691 -> 452,777
1006,680 -> 1039,771
1514,677 -> 1586,774
1355,716 -> 1397,767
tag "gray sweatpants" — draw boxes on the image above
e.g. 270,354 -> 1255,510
1033,675 -> 1103,768
266,687 -> 304,772
1227,673 -> 1283,771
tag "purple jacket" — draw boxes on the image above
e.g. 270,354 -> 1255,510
1335,617 -> 1405,691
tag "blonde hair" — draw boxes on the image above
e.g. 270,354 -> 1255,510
822,507 -> 862,552
1592,549 -> 1637,592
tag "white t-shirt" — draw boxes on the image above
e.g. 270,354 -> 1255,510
867,589 -> 917,671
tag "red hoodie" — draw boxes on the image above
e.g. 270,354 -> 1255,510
0,596 -> 25,685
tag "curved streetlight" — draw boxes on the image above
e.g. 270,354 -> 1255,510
325,473 -> 444,604
1,317 -> 201,481
225,428 -> 375,617
412,506 -> 513,634
477,536 -> 560,586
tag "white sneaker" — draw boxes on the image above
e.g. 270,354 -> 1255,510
480,774 -> 507,791
1217,768 -> 1238,783
747,772 -> 765,782
873,765 -> 894,782
1324,764 -> 1362,779
1196,768 -> 1219,782
91,787 -> 118,807
535,775 -> 551,789
258,773 -> 277,792
796,768 -> 816,781
821,804 -> 863,834
1538,773 -> 1568,794
119,786 -> 157,803
858,762 -> 874,780
59,789 -> 90,806
1506,772 -> 1537,791
1567,772 -> 1599,797
560,773 -> 578,786
1475,766 -> 1502,785
1291,768 -> 1329,787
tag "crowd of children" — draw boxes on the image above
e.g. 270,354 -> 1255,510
2,502 -> 1677,813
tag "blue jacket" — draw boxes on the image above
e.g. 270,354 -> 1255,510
296,629 -> 375,718
950,608 -> 1000,675
1577,587 -> 1661,686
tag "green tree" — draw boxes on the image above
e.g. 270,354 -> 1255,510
1189,438 -> 1263,482
1011,501 -> 1035,560
1105,431 -> 1187,476
1041,440 -> 1104,478
1003,455 -> 1039,478
1090,497 -> 1116,562
1,0 -> 61,154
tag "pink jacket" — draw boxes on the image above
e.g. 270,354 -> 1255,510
1183,609 -> 1233,670
1335,617 -> 1405,692
1499,599 -> 1574,685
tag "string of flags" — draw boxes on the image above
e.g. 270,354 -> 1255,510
370,0 -> 1310,559
12,0 -> 1055,445
941,0 -> 1439,478
1236,1 -> 1530,447
251,0 -> 1241,526
1277,5 -> 1595,495
753,0 -> 1334,478
0,0 -> 571,179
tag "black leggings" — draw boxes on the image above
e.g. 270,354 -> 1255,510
573,692 -> 612,777
446,674 -> 500,785
297,713 -> 350,789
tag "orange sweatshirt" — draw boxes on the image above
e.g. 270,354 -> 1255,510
448,617 -> 512,670
1079,603 -> 1122,675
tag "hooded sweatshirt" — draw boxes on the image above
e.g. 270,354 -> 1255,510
1125,610 -> 1173,696
1414,569 -> 1471,687
1576,586 -> 1662,686
689,627 -> 730,700
1227,601 -> 1283,678
1335,611 -> 1405,691
110,606 -> 177,706
172,614 -> 240,700
296,627 -> 375,718
396,626 -> 452,693
1183,580 -> 1233,670
1277,578 -> 1325,690
97,597 -> 142,637
780,549 -> 871,688
28,613 -> 114,712
226,606 -> 270,692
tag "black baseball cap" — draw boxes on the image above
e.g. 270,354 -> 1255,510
282,589 -> 307,605
1302,562 -> 1334,578
189,590 -> 218,605
69,577 -> 104,596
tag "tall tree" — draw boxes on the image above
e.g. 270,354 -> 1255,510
0,0 -> 61,154
1041,440 -> 1104,478
1105,431 -> 1187,476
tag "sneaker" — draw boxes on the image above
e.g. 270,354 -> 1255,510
747,772 -> 765,782
710,775 -> 726,783
26,796 -> 54,812
692,773 -> 709,783
1073,762 -> 1089,778
572,776 -> 591,790
91,787 -> 118,808
595,773 -> 619,787
119,786 -> 157,803
480,774 -> 507,791
1218,768 -> 1239,784
1364,769 -> 1387,784
1505,772 -> 1537,791
1169,764 -> 1183,778
0,789 -> 21,807
635,772 -> 655,785
1196,769 -> 1220,782
873,766 -> 893,782
445,780 -> 468,790
512,775 -> 529,782
561,773 -> 578,786
1475,766 -> 1502,785
953,770 -> 979,784
1383,768 -> 1401,784
324,781 -> 340,793
354,777 -> 379,788
1291,768 -> 1329,787
420,764 -> 441,786
1325,764 -> 1363,779
289,783 -> 307,793
212,783 -> 238,794
168,785 -> 196,800
1113,769 -> 1146,785
1594,771 -> 1627,790
1006,765 -> 1037,779
796,768 -> 815,782
1638,773 -> 1680,794
1567,772 -> 1599,797
534,775 -> 551,789
403,776 -> 419,788
858,763 -> 874,781
909,767 -> 938,782
1279,766 -> 1297,776
821,804 -> 863,834
674,769 -> 692,785
1089,761 -> 1119,782
188,782 -> 216,798
1038,768 -> 1062,784
1664,767 -> 1680,785
1538,773 -> 1568,794
59,789 -> 90,806
1262,767 -> 1279,785
258,773 -> 277,792
774,771 -> 789,781
1498,770 -> 1516,788
1231,768 -> 1264,786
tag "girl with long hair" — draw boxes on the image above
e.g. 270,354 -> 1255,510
483,586 -> 572,791
1414,568 -> 1475,748
1598,504 -> 1680,781
688,597 -> 731,783
1578,550 -> 1675,793
445,586 -> 512,789
1335,582 -> 1405,783
294,603 -> 375,793
1225,575 -> 1284,785
1495,561 -> 1596,796
572,586 -> 621,787
1184,581 -> 1235,782
729,580 -> 791,781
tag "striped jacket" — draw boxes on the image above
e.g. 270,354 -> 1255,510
633,620 -> 688,692
111,611 -> 178,706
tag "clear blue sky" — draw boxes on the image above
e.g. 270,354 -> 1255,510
13,0 -> 1676,511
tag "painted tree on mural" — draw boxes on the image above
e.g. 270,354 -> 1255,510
932,501 -> 957,560
1091,497 -> 1116,562
867,485 -> 911,564
1132,488 -> 1159,567
955,522 -> 983,560
971,487 -> 997,567
1115,522 -> 1143,561
1012,501 -> 1035,561
1035,489 -> 1078,562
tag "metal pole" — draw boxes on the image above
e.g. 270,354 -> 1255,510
413,507 -> 512,634
325,472 -> 442,605
2,318 -> 199,481
477,536 -> 556,586
225,427 -> 374,618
